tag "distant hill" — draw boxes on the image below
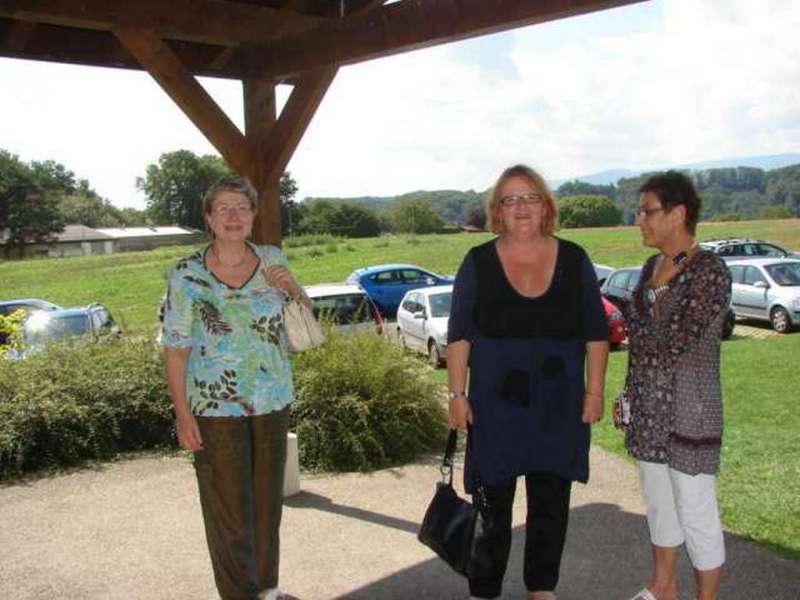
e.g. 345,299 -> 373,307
302,155 -> 800,225
551,153 -> 800,187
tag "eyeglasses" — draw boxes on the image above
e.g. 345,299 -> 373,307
500,192 -> 544,207
636,206 -> 664,218
212,204 -> 253,216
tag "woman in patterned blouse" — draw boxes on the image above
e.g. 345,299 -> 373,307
617,171 -> 730,600
162,175 -> 306,600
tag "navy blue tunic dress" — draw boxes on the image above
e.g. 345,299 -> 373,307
447,238 -> 608,490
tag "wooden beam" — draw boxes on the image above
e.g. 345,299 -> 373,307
244,0 -> 647,79
260,66 -> 338,185
0,18 -> 249,79
0,0 -> 323,46
243,80 -> 281,245
113,27 -> 251,174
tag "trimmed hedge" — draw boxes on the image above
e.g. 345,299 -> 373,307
0,331 -> 446,479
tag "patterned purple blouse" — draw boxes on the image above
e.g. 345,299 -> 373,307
623,251 -> 731,475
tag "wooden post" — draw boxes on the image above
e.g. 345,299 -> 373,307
243,78 -> 280,246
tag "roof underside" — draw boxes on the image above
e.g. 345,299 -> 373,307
0,0 -> 644,82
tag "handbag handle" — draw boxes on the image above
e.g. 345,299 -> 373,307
440,429 -> 459,484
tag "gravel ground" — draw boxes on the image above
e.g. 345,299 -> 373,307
1,446 -> 797,599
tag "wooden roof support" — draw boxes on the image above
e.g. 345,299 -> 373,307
113,27 -> 251,175
0,0 -> 323,46
243,79 -> 281,245
260,66 -> 338,185
246,0 -> 646,79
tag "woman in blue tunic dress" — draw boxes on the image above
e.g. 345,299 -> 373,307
447,165 -> 610,600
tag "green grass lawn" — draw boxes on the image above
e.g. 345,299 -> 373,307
2,218 -> 799,557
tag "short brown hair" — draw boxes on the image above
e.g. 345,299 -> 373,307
638,170 -> 701,235
203,175 -> 259,215
486,165 -> 559,235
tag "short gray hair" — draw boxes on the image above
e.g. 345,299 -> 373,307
203,175 -> 259,215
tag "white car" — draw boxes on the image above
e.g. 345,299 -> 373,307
728,258 -> 800,333
304,283 -> 383,334
396,285 -> 452,368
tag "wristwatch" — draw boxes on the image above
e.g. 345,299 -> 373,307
448,390 -> 467,401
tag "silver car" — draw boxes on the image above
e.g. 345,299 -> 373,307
396,285 -> 452,368
728,258 -> 800,333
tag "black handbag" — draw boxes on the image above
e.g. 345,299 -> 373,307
417,429 -> 497,579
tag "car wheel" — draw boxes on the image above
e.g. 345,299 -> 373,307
722,309 -> 735,340
770,306 -> 792,333
428,340 -> 443,368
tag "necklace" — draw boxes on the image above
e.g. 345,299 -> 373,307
211,245 -> 248,269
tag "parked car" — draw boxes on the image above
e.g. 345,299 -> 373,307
700,238 -> 800,261
601,266 -> 735,340
600,267 -> 642,311
396,285 -> 452,367
11,303 -> 120,357
602,296 -> 627,347
345,264 -> 454,318
303,283 -> 383,334
728,258 -> 800,333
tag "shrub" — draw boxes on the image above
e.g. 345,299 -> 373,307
291,328 -> 447,471
0,338 -> 174,479
0,310 -> 25,358
307,247 -> 324,258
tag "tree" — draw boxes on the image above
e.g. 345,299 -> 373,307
328,204 -> 381,237
558,195 -> 622,228
0,150 -> 64,257
279,171 -> 301,236
137,150 -> 231,229
556,180 -> 617,200
390,198 -> 444,233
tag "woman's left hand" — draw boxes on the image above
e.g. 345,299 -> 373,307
264,265 -> 302,298
582,392 -> 604,424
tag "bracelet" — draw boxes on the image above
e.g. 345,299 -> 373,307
448,390 -> 467,401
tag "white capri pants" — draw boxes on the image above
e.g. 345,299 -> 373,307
638,461 -> 726,570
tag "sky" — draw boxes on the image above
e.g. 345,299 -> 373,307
1,0 -> 798,210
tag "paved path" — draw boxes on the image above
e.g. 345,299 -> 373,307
2,447 -> 797,599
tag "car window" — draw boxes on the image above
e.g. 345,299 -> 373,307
24,314 -> 91,343
311,293 -> 372,324
728,265 -> 745,284
626,270 -> 641,291
401,296 -> 415,312
400,269 -> 429,284
757,243 -> 786,257
371,270 -> 397,283
742,266 -> 767,286
608,272 -> 630,289
428,293 -> 452,318
765,263 -> 800,286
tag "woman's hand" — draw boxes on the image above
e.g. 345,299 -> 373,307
581,392 -> 604,424
449,394 -> 473,430
264,265 -> 303,298
176,411 -> 204,451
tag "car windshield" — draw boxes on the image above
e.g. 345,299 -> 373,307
311,294 -> 372,324
23,314 -> 91,344
428,293 -> 452,318
765,263 -> 800,286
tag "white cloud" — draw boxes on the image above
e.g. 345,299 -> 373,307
0,0 -> 798,208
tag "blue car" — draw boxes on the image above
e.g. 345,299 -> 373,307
345,264 -> 454,318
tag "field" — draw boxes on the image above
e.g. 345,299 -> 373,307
2,218 -> 800,557
2,218 -> 799,334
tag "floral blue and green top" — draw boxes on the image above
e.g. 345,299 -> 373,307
161,243 -> 293,418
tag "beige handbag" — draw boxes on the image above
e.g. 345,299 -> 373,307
261,260 -> 325,352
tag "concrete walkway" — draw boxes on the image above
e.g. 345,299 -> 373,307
1,447 -> 797,599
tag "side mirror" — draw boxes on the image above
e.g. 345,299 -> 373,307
753,281 -> 770,289
425,277 -> 435,285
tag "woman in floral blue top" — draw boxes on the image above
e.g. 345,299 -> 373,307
162,175 -> 305,600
